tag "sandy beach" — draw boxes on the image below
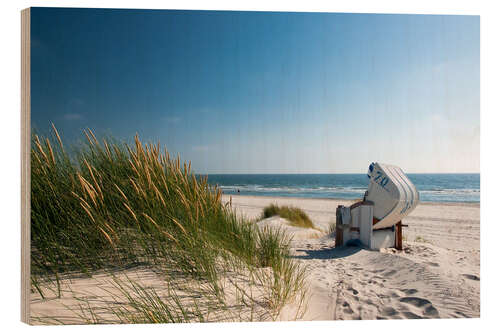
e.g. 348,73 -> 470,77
31,194 -> 480,323
222,194 -> 480,320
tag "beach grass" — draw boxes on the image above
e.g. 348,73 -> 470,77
327,220 -> 337,235
30,125 -> 307,323
261,204 -> 314,229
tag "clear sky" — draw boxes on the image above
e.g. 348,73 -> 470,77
30,8 -> 479,174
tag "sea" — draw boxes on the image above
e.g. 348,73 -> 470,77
204,173 -> 480,203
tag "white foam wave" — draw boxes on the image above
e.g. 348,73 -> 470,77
219,185 -> 366,194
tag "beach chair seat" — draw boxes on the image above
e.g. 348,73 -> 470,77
335,162 -> 419,250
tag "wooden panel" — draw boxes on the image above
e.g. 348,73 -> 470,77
335,225 -> 343,247
21,7 -> 31,325
395,221 -> 403,250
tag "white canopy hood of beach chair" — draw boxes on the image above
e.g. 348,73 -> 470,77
366,162 -> 419,230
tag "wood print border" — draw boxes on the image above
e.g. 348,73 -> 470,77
21,7 -> 31,325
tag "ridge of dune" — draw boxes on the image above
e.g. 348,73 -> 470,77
256,216 -> 324,240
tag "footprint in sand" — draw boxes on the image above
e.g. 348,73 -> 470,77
400,296 -> 430,307
388,290 -> 404,298
342,301 -> 354,314
347,287 -> 359,295
382,269 -> 397,277
454,311 -> 468,317
399,297 -> 439,318
400,288 -> 418,295
426,262 -> 440,267
402,311 -> 423,319
462,274 -> 480,281
365,298 -> 375,306
380,306 -> 398,317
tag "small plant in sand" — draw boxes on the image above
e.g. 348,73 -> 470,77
327,220 -> 336,235
30,124 -> 307,323
415,235 -> 428,243
261,204 -> 314,229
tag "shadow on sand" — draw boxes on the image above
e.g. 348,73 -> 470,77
291,244 -> 364,260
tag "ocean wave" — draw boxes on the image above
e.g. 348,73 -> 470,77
219,185 -> 367,193
219,185 -> 478,194
418,189 -> 480,194
218,185 -> 479,202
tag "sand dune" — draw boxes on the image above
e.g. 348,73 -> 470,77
256,216 -> 323,240
31,195 -> 480,323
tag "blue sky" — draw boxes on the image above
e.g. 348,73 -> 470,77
31,8 -> 479,174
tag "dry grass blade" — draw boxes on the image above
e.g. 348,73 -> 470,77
51,123 -> 64,151
88,128 -> 99,146
122,202 -> 137,222
80,202 -> 96,224
45,138 -> 56,165
97,226 -> 115,249
142,213 -> 178,243
114,184 -> 128,201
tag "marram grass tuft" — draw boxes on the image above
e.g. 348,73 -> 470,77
30,125 -> 307,323
261,204 -> 314,229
